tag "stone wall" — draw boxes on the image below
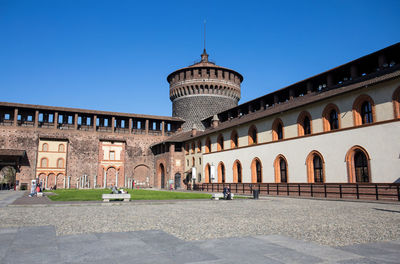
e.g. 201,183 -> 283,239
0,126 -> 168,189
172,95 -> 237,131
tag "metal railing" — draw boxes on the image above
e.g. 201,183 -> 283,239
193,183 -> 400,202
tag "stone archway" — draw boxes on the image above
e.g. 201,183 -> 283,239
174,173 -> 181,189
106,167 -> 117,187
134,165 -> 150,186
47,173 -> 56,189
56,174 -> 64,189
38,173 -> 46,189
0,166 -> 16,190
159,164 -> 165,189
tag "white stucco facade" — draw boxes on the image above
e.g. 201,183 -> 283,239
184,77 -> 400,184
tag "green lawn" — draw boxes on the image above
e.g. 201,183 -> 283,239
45,189 -> 212,201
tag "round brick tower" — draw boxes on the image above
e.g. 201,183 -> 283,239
168,49 -> 243,131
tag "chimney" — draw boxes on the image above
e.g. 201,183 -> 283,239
212,115 -> 220,128
191,124 -> 197,137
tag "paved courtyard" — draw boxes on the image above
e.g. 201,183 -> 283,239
0,191 -> 399,263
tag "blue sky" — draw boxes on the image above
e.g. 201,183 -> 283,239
1,0 -> 399,116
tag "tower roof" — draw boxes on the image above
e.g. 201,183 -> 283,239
167,50 -> 244,83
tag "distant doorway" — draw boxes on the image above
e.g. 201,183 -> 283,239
159,164 -> 165,189
174,173 -> 181,189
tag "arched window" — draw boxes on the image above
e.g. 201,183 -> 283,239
185,143 -> 189,154
218,162 -> 225,183
274,155 -> 288,183
233,160 -> 242,183
58,144 -> 65,152
231,130 -> 239,148
205,163 -> 211,183
354,151 -> 369,182
197,140 -> 201,153
40,158 -> 48,168
322,104 -> 341,131
57,158 -> 64,168
393,87 -> 400,119
306,151 -> 325,183
191,142 -> 195,154
251,158 -> 262,183
205,137 -> 211,153
353,94 -> 375,126
42,143 -> 48,152
248,125 -> 257,145
297,111 -> 312,136
346,146 -> 371,183
217,134 -> 224,151
272,118 -> 284,141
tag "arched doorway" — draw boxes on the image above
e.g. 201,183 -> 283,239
346,146 -> 371,183
134,165 -> 150,186
159,164 -> 165,189
38,173 -> 46,189
56,174 -> 64,189
106,167 -> 117,187
174,173 -> 181,189
0,166 -> 16,190
47,173 -> 56,189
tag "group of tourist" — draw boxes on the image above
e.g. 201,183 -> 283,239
28,183 -> 43,197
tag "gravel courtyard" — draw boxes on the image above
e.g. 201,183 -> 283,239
1,197 -> 399,247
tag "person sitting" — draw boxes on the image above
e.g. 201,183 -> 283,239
223,187 -> 228,199
111,185 -> 119,194
226,187 -> 232,200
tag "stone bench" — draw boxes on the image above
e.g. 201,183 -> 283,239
212,193 -> 234,200
37,192 -> 43,197
102,193 -> 131,202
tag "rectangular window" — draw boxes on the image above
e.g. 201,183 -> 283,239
109,151 -> 115,160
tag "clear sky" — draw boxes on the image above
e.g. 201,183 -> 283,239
1,0 -> 399,117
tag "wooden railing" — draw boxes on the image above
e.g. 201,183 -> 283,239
191,183 -> 400,202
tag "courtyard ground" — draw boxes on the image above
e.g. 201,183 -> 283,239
0,190 -> 399,263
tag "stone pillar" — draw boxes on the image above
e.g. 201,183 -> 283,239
67,176 -> 70,189
327,74 -> 334,87
289,89 -> 295,100
34,110 -> 39,128
54,112 -> 58,129
306,82 -> 313,94
145,120 -> 149,135
13,108 -> 18,126
129,118 -> 132,134
93,115 -> 97,131
103,169 -> 107,188
63,176 -> 66,189
350,65 -> 358,79
260,99 -> 265,110
378,54 -> 387,68
74,113 -> 78,130
111,117 -> 115,133
116,170 -> 119,187
161,121 -> 165,136
274,94 -> 279,104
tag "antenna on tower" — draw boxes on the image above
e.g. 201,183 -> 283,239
203,19 -> 206,51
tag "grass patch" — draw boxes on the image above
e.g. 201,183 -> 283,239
45,189 -> 212,201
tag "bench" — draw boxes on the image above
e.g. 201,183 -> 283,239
102,193 -> 131,202
212,193 -> 234,200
